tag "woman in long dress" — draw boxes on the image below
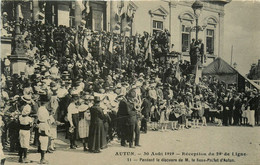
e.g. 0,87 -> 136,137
88,96 -> 107,153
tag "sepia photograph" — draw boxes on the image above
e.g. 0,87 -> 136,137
0,0 -> 260,164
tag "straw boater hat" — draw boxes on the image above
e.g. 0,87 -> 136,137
21,95 -> 32,104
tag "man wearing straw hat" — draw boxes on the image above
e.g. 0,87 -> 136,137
37,91 -> 51,164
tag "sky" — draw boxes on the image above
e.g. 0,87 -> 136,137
223,0 -> 260,75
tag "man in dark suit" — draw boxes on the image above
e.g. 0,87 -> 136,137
233,94 -> 242,125
125,89 -> 138,148
141,95 -> 151,133
189,38 -> 196,66
227,92 -> 235,125
117,95 -> 130,147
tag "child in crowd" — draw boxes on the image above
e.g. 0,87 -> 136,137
150,102 -> 160,131
169,101 -> 178,130
241,98 -> 248,125
216,103 -> 223,126
38,105 -> 51,164
200,100 -> 207,126
178,102 -> 186,130
192,96 -> 201,128
159,100 -> 168,132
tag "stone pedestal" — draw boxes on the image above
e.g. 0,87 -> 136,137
8,2 -> 29,75
8,55 -> 28,75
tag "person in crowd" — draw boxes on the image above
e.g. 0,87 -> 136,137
227,91 -> 234,126
222,96 -> 229,126
241,97 -> 249,125
0,112 -> 6,165
78,96 -> 91,151
140,94 -> 151,133
192,96 -> 201,128
150,101 -> 160,131
248,90 -> 258,127
18,104 -> 33,163
233,94 -> 242,125
37,92 -> 51,164
125,90 -> 138,148
67,91 -> 80,149
178,102 -> 187,130
117,94 -> 129,146
159,100 -> 168,131
88,96 -> 106,153
169,101 -> 179,130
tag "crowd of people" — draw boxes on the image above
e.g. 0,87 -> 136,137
0,18 -> 260,164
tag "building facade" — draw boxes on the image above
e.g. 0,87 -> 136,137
1,0 -> 231,65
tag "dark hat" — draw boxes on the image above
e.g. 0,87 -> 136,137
50,81 -> 57,88
127,89 -> 136,99
94,96 -> 101,103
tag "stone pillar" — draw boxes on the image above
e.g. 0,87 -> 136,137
169,2 -> 178,52
169,0 -> 177,52
8,2 -> 28,75
75,1 -> 82,29
218,12 -> 224,58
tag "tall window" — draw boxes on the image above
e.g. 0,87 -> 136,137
69,2 -> 75,27
206,29 -> 214,54
153,20 -> 163,34
182,24 -> 191,52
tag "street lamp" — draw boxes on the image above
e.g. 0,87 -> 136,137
191,0 -> 203,41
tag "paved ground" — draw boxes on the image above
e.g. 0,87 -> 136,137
3,125 -> 260,165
